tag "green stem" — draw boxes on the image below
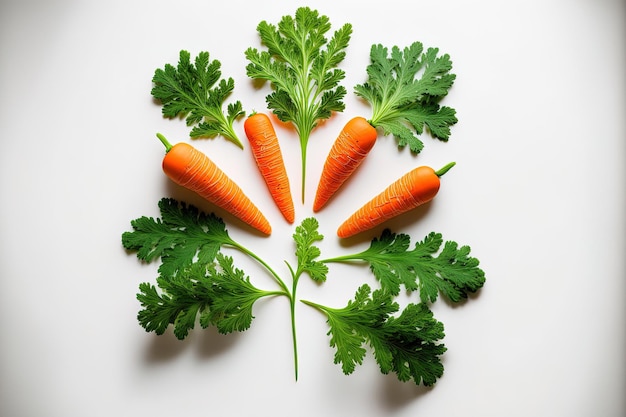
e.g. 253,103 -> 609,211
199,105 -> 244,149
286,262 -> 300,381
221,120 -> 244,149
301,299 -> 334,315
230,242 -> 300,380
233,239 -> 301,381
259,290 -> 290,298
156,132 -> 173,152
229,242 -> 290,296
295,61 -> 314,204
319,254 -> 363,264
435,161 -> 456,177
300,298 -> 323,310
300,139 -> 307,204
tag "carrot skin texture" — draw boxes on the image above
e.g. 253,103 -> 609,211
244,113 -> 295,223
162,141 -> 272,235
313,117 -> 378,212
337,164 -> 453,238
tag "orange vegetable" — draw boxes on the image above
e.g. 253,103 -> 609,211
313,116 -> 378,212
336,162 -> 455,238
157,133 -> 272,235
244,113 -> 295,223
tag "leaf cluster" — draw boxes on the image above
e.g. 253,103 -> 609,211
293,218 -> 328,282
124,199 -> 282,339
330,229 -> 486,303
137,253 -> 270,339
355,42 -> 458,153
313,229 -> 484,385
307,285 -> 446,386
244,7 -> 352,140
123,192 -> 485,387
122,198 -> 234,277
151,50 -> 245,148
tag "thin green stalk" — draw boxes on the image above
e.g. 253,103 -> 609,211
259,290 -> 291,298
231,239 -> 301,381
299,132 -> 309,203
301,298 -> 335,315
319,254 -> 364,264
217,115 -> 244,149
286,262 -> 300,381
228,241 -> 290,296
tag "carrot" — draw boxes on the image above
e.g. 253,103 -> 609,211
156,133 -> 272,235
244,113 -> 295,223
313,117 -> 378,212
336,162 -> 456,238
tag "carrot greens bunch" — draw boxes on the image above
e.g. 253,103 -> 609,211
357,42 -> 458,152
151,50 -> 246,148
122,198 -> 485,386
245,7 -> 353,201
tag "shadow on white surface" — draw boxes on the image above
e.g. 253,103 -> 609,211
141,326 -> 243,364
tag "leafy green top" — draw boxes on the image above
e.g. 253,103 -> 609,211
136,254 -> 277,339
294,218 -> 328,282
121,198 -> 235,277
303,285 -> 446,386
151,50 -> 246,148
323,229 -> 485,304
123,200 -> 289,340
245,7 -> 352,200
355,42 -> 457,153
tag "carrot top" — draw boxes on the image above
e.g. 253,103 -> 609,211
355,42 -> 457,153
152,50 -> 246,149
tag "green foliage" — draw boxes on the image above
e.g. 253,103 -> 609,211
293,217 -> 328,282
121,198 -> 235,277
202,254 -> 271,334
305,285 -> 446,386
124,191 -> 485,386
151,50 -> 246,148
136,254 -> 270,339
355,42 -> 458,153
325,229 -> 485,303
245,7 -> 353,198
136,262 -> 212,339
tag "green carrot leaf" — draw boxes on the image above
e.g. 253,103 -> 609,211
304,284 -> 446,386
356,42 -> 457,153
136,262 -> 213,339
122,198 -> 236,277
151,50 -> 245,148
293,217 -> 328,282
136,255 -> 272,339
203,254 -> 273,334
324,230 -> 485,303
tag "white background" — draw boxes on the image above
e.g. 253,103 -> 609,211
1,0 -> 624,416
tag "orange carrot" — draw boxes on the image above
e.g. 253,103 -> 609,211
157,133 -> 272,235
336,162 -> 455,238
313,116 -> 378,212
244,113 -> 295,223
